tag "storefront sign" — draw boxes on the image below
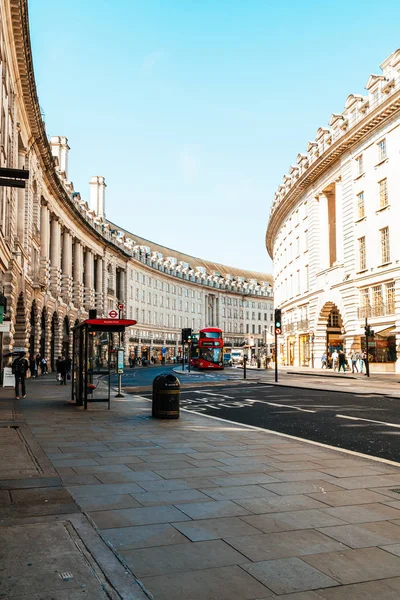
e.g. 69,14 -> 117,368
162,347 -> 167,355
3,367 -> 14,387
117,349 -> 124,373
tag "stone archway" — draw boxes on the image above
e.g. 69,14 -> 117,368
29,301 -> 38,358
62,316 -> 70,358
315,302 -> 344,364
14,293 -> 27,350
50,312 -> 60,371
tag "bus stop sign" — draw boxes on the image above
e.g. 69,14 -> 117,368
108,309 -> 118,319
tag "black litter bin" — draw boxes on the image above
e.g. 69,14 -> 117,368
152,374 -> 180,419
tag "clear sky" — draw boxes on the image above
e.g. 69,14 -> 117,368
28,0 -> 400,274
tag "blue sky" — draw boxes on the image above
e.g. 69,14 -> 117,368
29,0 -> 400,273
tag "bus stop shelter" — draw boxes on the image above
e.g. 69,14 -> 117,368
72,317 -> 136,410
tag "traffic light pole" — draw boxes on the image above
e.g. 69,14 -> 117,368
274,330 -> 278,383
365,317 -> 370,378
188,342 -> 191,373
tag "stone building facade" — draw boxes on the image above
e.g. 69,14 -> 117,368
266,50 -> 400,373
0,0 -> 272,369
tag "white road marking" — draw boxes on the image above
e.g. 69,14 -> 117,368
194,391 -> 234,399
336,414 -> 400,429
264,401 -> 316,413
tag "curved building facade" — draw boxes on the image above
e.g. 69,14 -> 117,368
0,1 -> 272,368
266,50 -> 400,372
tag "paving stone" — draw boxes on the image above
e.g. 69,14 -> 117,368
303,547 -> 400,584
72,464 -> 134,474
200,485 -> 278,501
317,577 -> 400,599
172,515 -> 263,541
88,504 -> 191,528
327,475 -> 400,490
242,509 -> 346,533
307,489 -> 392,507
10,487 -> 72,505
67,482 -> 145,497
132,489 -> 213,506
141,565 -> 271,600
58,474 -> 101,485
317,521 -> 400,548
75,494 -> 141,511
272,470 -> 333,482
209,474 -> 280,487
95,455 -> 146,465
242,557 -> 339,595
262,480 -> 345,496
226,530 -> 347,561
235,494 -> 330,514
175,499 -> 251,520
102,523 -> 190,550
121,539 -> 249,577
154,467 -> 226,479
137,479 -> 194,492
51,458 -> 100,467
95,471 -> 163,484
321,502 -> 400,523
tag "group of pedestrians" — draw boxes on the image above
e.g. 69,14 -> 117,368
321,350 -> 367,373
11,351 -> 72,399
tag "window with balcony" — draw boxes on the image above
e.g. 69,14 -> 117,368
380,226 -> 390,263
378,138 -> 387,162
385,282 -> 395,314
379,179 -> 388,209
372,285 -> 383,314
357,192 -> 365,219
358,236 -> 366,271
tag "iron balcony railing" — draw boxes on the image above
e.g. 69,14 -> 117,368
358,303 -> 395,318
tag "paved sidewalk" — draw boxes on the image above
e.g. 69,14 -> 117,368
3,377 -> 400,599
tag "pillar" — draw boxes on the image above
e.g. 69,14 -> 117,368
318,193 -> 329,271
49,215 -> 61,296
73,240 -> 84,307
119,268 -> 126,305
95,257 -> 104,315
40,200 -> 50,285
84,250 -> 95,309
335,178 -> 344,264
61,229 -> 73,302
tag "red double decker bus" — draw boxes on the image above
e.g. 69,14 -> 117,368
198,327 -> 224,369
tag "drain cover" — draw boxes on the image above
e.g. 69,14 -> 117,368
59,571 -> 74,580
390,489 -> 400,494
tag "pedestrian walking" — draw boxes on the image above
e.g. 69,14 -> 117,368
29,356 -> 37,378
12,353 -> 29,399
41,357 -> 48,374
321,353 -> 327,369
338,350 -> 347,373
35,353 -> 42,374
350,351 -> 359,373
332,350 -> 339,371
57,356 -> 67,385
362,350 -> 368,375
357,351 -> 364,373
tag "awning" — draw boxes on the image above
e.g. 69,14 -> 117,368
347,325 -> 395,337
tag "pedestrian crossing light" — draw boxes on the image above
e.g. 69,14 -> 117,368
274,308 -> 282,335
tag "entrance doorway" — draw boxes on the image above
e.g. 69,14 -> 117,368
62,316 -> 70,357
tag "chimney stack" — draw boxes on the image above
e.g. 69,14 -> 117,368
89,176 -> 106,217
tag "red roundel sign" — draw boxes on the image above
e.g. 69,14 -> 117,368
108,309 -> 118,319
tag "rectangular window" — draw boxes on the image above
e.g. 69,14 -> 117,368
252,324 -> 255,334
305,265 -> 309,291
360,288 -> 369,309
386,282 -> 395,314
380,226 -> 390,263
304,230 -> 309,252
356,155 -> 364,176
246,324 -> 249,334
357,192 -> 365,219
135,288 -> 139,300
147,292 -> 151,304
372,285 -> 383,314
136,272 -> 139,282
379,179 -> 388,208
358,236 -> 366,270
296,237 -> 300,257
378,138 -> 387,161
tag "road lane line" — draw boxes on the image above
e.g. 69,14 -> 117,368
193,391 -> 234,398
336,414 -> 400,428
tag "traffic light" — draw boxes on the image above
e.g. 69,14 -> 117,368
365,325 -> 374,337
274,308 -> 282,335
181,328 -> 192,343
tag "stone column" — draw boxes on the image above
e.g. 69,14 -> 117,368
73,240 -> 84,308
84,250 -> 95,309
49,215 -> 61,296
335,178 -> 344,264
40,200 -> 50,285
318,193 -> 329,271
61,229 -> 73,302
95,257 -> 104,315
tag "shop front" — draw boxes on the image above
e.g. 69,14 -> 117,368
361,326 -> 396,372
287,336 -> 296,366
299,334 -> 310,366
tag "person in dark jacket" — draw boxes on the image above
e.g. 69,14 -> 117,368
338,350 -> 347,373
57,356 -> 68,385
29,356 -> 37,378
12,353 -> 29,399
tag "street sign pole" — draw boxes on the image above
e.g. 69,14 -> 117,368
243,354 -> 247,380
365,317 -> 370,378
116,304 -> 124,397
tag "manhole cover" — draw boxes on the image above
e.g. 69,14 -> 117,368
390,488 -> 400,494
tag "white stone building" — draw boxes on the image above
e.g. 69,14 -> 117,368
266,50 -> 400,373
0,0 -> 273,368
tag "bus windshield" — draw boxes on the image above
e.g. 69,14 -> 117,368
200,348 -> 223,364
200,331 -> 221,339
